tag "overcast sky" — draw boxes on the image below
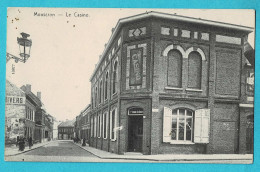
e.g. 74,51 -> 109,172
6,8 -> 255,121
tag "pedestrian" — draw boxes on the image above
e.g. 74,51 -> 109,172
16,136 -> 20,147
18,136 -> 25,151
82,138 -> 86,146
28,136 -> 33,149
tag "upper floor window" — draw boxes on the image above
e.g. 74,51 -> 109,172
99,80 -> 103,104
188,52 -> 202,89
112,61 -> 118,94
167,50 -> 182,88
95,87 -> 98,107
105,72 -> 109,100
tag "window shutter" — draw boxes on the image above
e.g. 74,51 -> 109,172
163,107 -> 172,142
194,109 -> 210,143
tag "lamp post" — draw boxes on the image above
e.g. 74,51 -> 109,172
6,32 -> 32,64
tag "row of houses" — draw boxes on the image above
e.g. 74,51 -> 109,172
74,12 -> 254,155
5,80 -> 56,145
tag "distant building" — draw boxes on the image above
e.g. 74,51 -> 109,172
58,119 -> 75,140
75,104 -> 91,143
88,11 -> 254,155
53,118 -> 62,140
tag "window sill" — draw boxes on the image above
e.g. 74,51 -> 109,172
110,139 -> 117,142
186,88 -> 202,92
169,141 -> 195,145
165,87 -> 183,91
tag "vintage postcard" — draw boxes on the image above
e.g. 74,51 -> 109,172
4,8 -> 255,163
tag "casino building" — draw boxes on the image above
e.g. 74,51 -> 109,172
88,11 -> 254,154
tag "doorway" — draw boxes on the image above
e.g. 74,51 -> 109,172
246,115 -> 254,154
128,115 -> 143,152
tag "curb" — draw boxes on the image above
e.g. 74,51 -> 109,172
5,141 -> 53,157
72,142 -> 253,162
72,142 -> 102,158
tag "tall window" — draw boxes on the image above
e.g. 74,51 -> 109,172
105,72 -> 109,100
167,50 -> 182,87
94,116 -> 97,137
171,109 -> 193,141
99,81 -> 102,104
91,116 -> 94,137
110,108 -> 117,140
188,51 -> 202,89
112,61 -> 118,94
95,87 -> 98,107
103,112 -> 108,139
98,114 -> 102,137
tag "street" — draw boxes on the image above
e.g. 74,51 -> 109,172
5,140 -> 252,163
5,140 -> 101,162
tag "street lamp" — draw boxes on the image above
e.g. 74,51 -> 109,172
6,32 -> 32,63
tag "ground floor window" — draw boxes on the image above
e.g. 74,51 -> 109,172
171,109 -> 193,141
163,107 -> 210,144
103,112 -> 108,139
110,108 -> 117,140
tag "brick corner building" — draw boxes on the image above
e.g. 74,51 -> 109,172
88,11 -> 254,155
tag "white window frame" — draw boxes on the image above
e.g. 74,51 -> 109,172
104,71 -> 109,101
112,60 -> 118,95
170,109 -> 194,144
110,108 -> 117,141
98,114 -> 102,138
103,112 -> 108,139
94,115 -> 97,137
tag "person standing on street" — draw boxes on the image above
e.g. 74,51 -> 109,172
28,136 -> 33,149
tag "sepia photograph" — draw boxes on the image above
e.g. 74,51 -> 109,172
4,8 -> 255,164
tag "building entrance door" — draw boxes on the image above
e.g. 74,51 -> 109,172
246,115 -> 254,154
128,115 -> 143,152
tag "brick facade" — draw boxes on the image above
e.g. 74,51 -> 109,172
87,12 -> 254,155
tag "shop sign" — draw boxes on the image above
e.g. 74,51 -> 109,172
6,96 -> 25,105
128,108 -> 143,115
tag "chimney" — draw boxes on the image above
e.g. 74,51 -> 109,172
26,84 -> 31,92
37,92 -> 41,100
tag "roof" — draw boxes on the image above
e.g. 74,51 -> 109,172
20,85 -> 42,107
90,11 -> 254,81
58,119 -> 75,127
244,42 -> 255,67
5,80 -> 25,97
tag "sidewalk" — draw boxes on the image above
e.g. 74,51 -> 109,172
5,140 -> 53,157
73,142 -> 253,162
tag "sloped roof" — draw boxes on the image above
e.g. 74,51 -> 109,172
58,119 -> 75,127
20,85 -> 42,107
6,80 -> 25,97
244,42 -> 255,67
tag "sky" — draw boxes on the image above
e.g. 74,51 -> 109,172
6,8 -> 255,121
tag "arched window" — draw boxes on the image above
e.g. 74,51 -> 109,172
99,81 -> 102,104
105,72 -> 109,100
167,50 -> 182,87
95,87 -> 98,107
113,61 -> 118,94
171,109 -> 193,141
188,51 -> 202,89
